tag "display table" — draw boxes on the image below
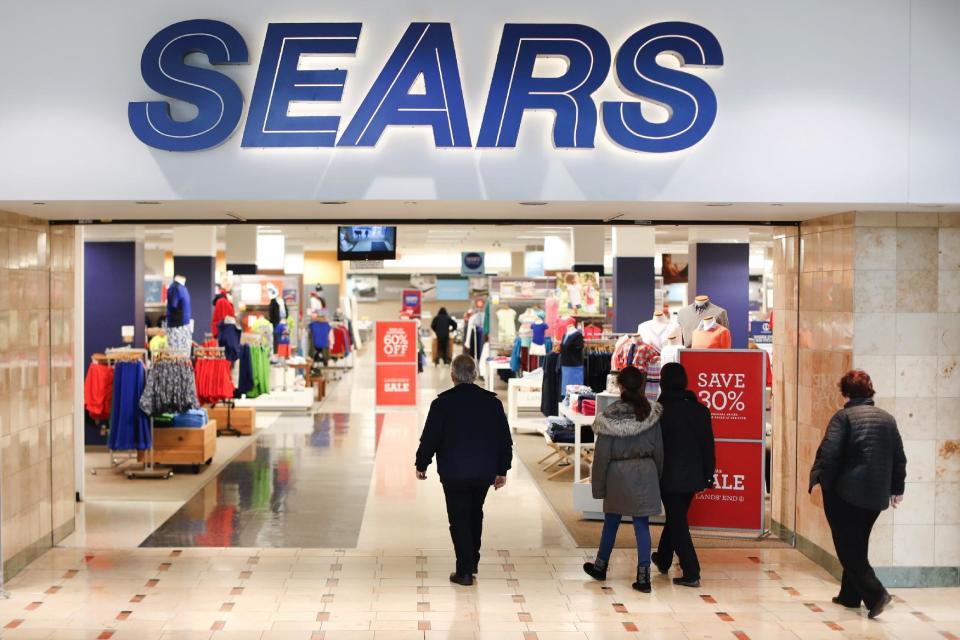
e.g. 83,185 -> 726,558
147,420 -> 217,473
485,359 -> 512,392
507,378 -> 542,430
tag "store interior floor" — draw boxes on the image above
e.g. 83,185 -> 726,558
3,348 -> 953,638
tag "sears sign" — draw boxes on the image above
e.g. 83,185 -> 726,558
129,20 -> 723,153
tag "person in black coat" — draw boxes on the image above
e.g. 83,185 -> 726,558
430,307 -> 458,365
809,369 -> 906,619
651,362 -> 715,587
415,354 -> 513,586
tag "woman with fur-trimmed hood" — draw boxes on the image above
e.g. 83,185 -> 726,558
582,366 -> 664,593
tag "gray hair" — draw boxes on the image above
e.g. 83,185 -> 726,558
451,354 -> 478,384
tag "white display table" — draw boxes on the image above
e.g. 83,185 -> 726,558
508,378 -> 542,430
484,359 -> 513,392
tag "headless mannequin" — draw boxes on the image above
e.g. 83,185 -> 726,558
678,294 -> 729,347
637,310 -> 675,350
692,315 -> 732,349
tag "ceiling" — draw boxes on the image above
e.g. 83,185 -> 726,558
7,199 -> 955,224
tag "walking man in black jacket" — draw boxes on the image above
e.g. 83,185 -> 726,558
651,363 -> 716,587
810,369 -> 906,619
415,354 -> 513,586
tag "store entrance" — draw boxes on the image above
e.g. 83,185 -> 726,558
71,221 -> 797,551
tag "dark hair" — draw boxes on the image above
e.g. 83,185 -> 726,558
617,366 -> 651,421
839,369 -> 875,398
438,307 -> 448,315
659,362 -> 688,391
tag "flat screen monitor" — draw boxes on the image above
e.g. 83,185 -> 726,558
337,226 -> 397,261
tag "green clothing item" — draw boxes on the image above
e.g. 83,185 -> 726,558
247,345 -> 272,398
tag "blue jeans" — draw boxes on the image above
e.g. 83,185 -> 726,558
597,513 -> 651,567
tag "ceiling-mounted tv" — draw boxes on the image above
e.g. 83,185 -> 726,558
337,225 -> 397,261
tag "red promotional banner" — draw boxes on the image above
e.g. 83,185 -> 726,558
376,363 -> 418,406
678,349 -> 765,440
376,321 -> 418,406
688,441 -> 765,531
375,321 -> 418,364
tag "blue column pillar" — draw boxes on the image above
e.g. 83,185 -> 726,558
84,241 -> 144,362
172,226 -> 218,343
693,243 -> 750,348
611,227 -> 656,334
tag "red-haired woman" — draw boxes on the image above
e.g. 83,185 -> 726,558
809,369 -> 906,620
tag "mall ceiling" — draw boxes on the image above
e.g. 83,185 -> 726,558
4,200 -> 953,224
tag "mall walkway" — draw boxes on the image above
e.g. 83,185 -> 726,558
8,349 -> 955,638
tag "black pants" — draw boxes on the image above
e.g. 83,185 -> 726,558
822,489 -> 885,608
442,481 -> 490,575
435,335 -> 451,364
656,492 -> 700,579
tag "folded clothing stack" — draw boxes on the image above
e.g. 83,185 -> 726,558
581,399 -> 596,416
545,417 -> 594,444
576,392 -> 597,414
167,408 -> 209,428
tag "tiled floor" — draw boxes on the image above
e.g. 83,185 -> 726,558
24,350 -> 955,638
3,546 -> 958,639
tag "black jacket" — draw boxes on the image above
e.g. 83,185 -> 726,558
658,389 -> 716,493
809,398 -> 907,512
431,313 -> 457,339
416,384 -> 513,484
560,331 -> 584,367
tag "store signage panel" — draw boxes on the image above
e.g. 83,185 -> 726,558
678,349 -> 765,441
129,19 -> 722,153
376,363 -> 418,405
401,289 -> 423,318
687,440 -> 764,531
375,320 -> 418,364
461,252 -> 485,276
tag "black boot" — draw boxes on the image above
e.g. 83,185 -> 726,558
651,551 -> 670,575
633,565 -> 651,593
582,558 -> 608,581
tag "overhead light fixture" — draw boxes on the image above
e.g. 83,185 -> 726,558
770,203 -> 784,207
917,204 -> 944,208
403,201 -> 417,205
519,201 -> 547,206
135,201 -> 161,205
320,201 -> 347,205
705,202 -> 733,207
224,212 -> 247,222
32,202 -> 46,205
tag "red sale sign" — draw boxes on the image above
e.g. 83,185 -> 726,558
401,289 -> 422,318
376,321 -> 418,363
688,441 -> 765,531
376,321 -> 418,405
678,349 -> 765,440
376,363 -> 418,405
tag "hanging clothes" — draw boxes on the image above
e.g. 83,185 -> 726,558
584,352 -> 613,393
166,324 -> 193,353
194,358 -> 235,405
218,322 -> 242,363
211,295 -> 235,338
139,359 -> 200,416
166,280 -> 191,327
247,346 -> 271,398
109,361 -> 152,451
540,352 -> 562,416
84,362 -> 114,420
236,345 -> 254,397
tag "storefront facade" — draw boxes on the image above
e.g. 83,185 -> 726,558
0,0 -> 958,585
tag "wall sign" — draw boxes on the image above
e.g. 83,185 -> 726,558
129,19 -> 723,153
461,252 -> 485,276
401,289 -> 423,318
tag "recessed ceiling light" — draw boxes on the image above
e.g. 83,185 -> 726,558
32,202 -> 46,205
320,201 -> 347,205
404,201 -> 417,205
519,201 -> 547,206
917,204 -> 944,208
705,203 -> 733,207
135,201 -> 161,205
770,203 -> 784,207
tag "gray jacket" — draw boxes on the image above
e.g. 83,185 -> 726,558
591,401 -> 664,517
677,302 -> 729,347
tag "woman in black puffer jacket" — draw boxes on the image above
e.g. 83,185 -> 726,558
651,363 -> 715,588
809,369 -> 906,620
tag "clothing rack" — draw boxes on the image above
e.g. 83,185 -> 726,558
88,349 -> 149,476
127,349 -> 191,480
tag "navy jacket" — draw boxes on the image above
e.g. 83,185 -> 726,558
416,384 -> 513,484
166,281 -> 191,328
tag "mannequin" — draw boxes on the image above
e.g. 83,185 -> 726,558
545,290 -> 559,328
211,283 -> 236,338
677,294 -> 729,347
267,284 -> 288,354
560,323 -> 584,398
636,310 -> 678,351
166,274 -> 193,353
553,312 -> 576,343
692,315 -> 732,349
530,316 -> 550,357
310,284 -> 327,312
496,304 -> 518,344
659,329 -> 684,364
517,307 -> 538,348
